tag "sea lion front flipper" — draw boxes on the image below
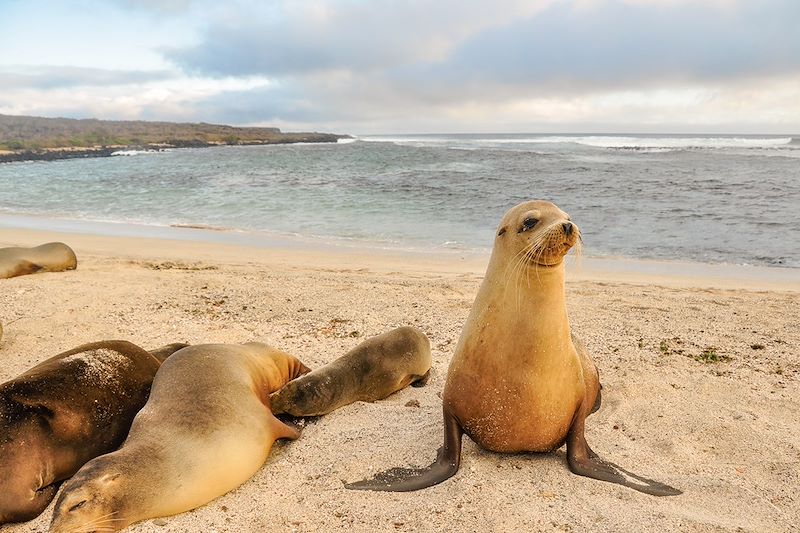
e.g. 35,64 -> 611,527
410,369 -> 431,387
1,481 -> 60,525
345,406 -> 463,492
270,416 -> 302,441
146,343 -> 190,363
566,406 -> 682,497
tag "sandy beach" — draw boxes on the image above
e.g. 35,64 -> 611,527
1,226 -> 798,533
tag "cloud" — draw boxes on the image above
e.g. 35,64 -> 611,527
0,66 -> 176,90
429,0 -> 800,91
148,0 -> 800,132
169,0 -> 800,88
3,0 -> 799,132
0,75 -> 272,122
166,0 -> 554,76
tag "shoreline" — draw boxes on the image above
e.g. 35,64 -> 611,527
1,214 -> 798,291
0,135 -> 349,164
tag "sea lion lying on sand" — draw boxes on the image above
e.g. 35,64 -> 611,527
0,340 -> 187,525
271,326 -> 432,416
50,343 -> 310,533
0,242 -> 77,279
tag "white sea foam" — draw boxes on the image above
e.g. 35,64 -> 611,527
362,135 -> 795,150
111,149 -> 161,156
529,136 -> 794,149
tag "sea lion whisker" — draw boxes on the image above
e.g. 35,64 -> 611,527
513,247 -> 533,310
502,239 -> 537,283
502,239 -> 537,299
510,240 -> 540,308
68,511 -> 123,532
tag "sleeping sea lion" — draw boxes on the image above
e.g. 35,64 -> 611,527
271,326 -> 431,416
0,340 -> 187,524
0,242 -> 77,279
50,342 -> 310,533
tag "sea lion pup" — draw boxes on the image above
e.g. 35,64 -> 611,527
0,340 -> 188,525
271,326 -> 432,417
346,200 -> 681,496
50,343 -> 310,533
0,242 -> 77,279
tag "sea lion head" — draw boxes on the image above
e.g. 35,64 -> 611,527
494,200 -> 580,267
50,456 -> 131,533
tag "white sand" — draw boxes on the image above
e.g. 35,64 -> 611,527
1,227 -> 798,532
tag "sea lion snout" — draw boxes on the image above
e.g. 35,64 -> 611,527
562,222 -> 573,236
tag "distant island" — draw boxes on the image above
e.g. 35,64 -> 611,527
0,114 -> 350,163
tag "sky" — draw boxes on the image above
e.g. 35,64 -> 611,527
0,0 -> 798,134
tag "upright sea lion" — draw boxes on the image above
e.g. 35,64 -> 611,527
346,200 -> 680,496
271,326 -> 432,416
0,340 -> 188,525
50,343 -> 310,533
0,242 -> 77,279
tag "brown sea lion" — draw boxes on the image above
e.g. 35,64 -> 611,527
0,340 -> 188,525
346,200 -> 680,496
0,242 -> 77,279
50,342 -> 310,533
270,326 -> 431,417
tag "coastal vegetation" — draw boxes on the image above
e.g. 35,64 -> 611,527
0,114 -> 346,161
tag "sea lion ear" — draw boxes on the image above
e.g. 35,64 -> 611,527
101,473 -> 122,484
497,226 -> 507,236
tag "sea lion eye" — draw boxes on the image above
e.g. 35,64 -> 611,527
520,217 -> 538,232
69,500 -> 87,512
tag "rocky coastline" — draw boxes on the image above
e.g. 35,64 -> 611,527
0,134 -> 349,163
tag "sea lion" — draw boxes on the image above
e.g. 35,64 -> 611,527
0,340 -> 188,525
271,326 -> 432,416
50,342 -> 310,533
346,200 -> 680,496
0,242 -> 77,279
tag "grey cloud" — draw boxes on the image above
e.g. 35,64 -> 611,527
166,1 -> 546,76
167,0 -> 800,91
425,0 -> 800,91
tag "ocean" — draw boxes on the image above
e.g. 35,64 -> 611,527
0,133 -> 798,267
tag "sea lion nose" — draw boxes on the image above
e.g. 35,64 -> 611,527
562,222 -> 573,236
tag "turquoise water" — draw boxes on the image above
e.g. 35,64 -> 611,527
0,134 -> 798,267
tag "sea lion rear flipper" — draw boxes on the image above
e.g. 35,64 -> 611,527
4,260 -> 44,279
345,407 -> 463,492
566,406 -> 681,497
